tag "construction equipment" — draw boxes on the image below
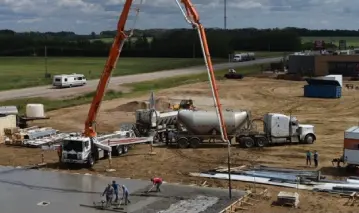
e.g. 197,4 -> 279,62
59,0 -> 230,167
172,99 -> 195,110
172,110 -> 316,148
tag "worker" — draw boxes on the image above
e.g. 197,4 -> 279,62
112,180 -> 119,202
121,185 -> 131,205
102,183 -> 114,207
151,177 -> 163,192
313,150 -> 319,168
306,150 -> 312,166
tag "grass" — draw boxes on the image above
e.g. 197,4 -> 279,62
301,36 -> 359,47
234,51 -> 288,58
0,57 -> 225,91
0,63 -> 266,114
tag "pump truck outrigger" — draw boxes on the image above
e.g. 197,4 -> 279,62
58,0 -> 230,167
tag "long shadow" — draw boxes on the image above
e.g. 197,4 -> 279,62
45,162 -> 96,172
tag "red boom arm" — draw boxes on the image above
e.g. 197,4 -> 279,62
84,0 -> 229,143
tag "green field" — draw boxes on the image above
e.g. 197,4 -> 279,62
301,36 -> 359,46
0,63 -> 266,114
0,57 -> 225,91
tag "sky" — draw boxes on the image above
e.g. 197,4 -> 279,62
0,0 -> 358,34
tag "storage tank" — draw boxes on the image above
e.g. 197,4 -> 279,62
177,110 -> 250,135
135,109 -> 178,128
26,104 -> 45,118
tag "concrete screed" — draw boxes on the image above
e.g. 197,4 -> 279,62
0,166 -> 244,213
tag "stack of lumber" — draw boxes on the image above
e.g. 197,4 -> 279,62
4,127 -> 22,145
277,191 -> 299,208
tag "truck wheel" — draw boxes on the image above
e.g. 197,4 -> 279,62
87,155 -> 94,168
116,146 -> 123,156
304,134 -> 314,144
255,137 -> 268,147
122,145 -> 128,154
177,138 -> 189,149
240,137 -> 255,148
189,137 -> 200,149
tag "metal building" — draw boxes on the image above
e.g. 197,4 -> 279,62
288,55 -> 315,76
289,54 -> 359,77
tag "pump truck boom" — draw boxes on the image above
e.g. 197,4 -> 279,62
59,0 -> 229,167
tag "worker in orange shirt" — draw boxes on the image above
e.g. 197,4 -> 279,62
151,177 -> 163,192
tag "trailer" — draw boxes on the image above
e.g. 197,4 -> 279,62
171,110 -> 316,148
343,126 -> 359,169
59,131 -> 153,167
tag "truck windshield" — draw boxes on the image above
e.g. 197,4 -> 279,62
62,140 -> 83,152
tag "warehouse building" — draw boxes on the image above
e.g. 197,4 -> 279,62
0,106 -> 18,143
289,54 -> 359,77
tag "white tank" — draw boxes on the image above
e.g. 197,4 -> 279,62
26,104 -> 45,118
136,109 -> 178,128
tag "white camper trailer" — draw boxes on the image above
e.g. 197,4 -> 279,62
52,73 -> 87,88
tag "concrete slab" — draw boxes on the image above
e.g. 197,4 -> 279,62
0,166 -> 244,213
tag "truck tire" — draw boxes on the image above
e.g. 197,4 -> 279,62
87,155 -> 94,168
177,138 -> 189,149
189,137 -> 200,149
255,137 -> 268,147
304,134 -> 314,144
115,146 -> 123,156
122,145 -> 128,154
240,137 -> 255,148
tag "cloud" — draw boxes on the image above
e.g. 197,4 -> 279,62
0,0 -> 356,34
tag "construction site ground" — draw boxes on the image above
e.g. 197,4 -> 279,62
1,74 -> 359,212
0,165 -> 244,213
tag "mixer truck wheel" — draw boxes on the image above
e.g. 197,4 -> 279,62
255,137 -> 268,147
240,137 -> 255,148
189,137 -> 200,149
177,138 -> 189,149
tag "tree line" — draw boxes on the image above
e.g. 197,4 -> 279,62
0,28 -> 356,58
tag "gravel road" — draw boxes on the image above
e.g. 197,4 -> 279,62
0,57 -> 281,101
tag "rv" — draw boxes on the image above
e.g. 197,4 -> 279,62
52,74 -> 87,88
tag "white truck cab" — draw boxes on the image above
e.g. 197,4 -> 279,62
263,113 -> 316,144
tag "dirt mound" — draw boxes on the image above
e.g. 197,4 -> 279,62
112,96 -> 171,112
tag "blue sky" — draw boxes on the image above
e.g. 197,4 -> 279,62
0,0 -> 357,34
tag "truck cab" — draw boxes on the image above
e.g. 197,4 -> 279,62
263,113 -> 316,144
60,136 -> 95,166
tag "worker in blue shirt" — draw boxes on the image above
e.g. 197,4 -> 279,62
112,180 -> 119,202
121,185 -> 131,205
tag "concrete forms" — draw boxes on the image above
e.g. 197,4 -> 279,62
304,75 -> 342,99
0,166 -> 244,213
288,54 -> 359,77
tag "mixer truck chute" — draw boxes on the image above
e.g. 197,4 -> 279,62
173,110 -> 316,148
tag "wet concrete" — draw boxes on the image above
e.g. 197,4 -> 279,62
0,166 -> 244,213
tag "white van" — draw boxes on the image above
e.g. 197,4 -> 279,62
52,74 -> 87,88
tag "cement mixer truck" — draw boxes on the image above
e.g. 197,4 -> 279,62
174,110 -> 316,148
135,109 -> 178,143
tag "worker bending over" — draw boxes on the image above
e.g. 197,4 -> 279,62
151,177 -> 163,192
102,184 -> 114,207
121,185 -> 131,205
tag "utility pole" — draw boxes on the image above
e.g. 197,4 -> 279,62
224,0 -> 227,29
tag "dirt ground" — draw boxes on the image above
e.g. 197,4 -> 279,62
2,76 -> 359,212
